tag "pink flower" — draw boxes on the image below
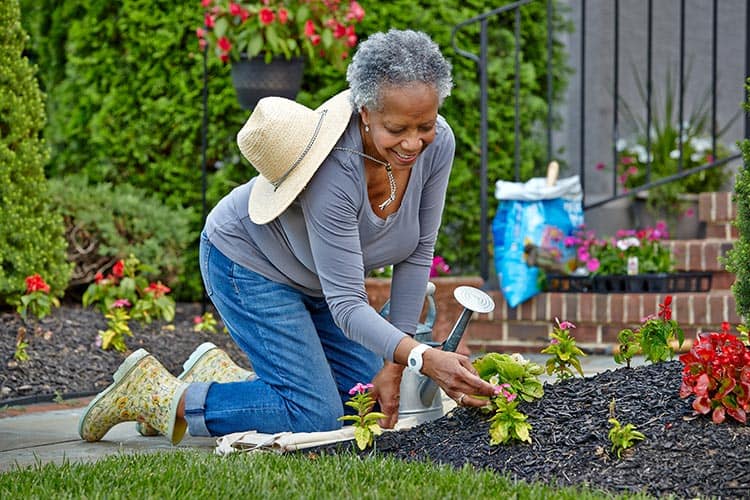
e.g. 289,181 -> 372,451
193,316 -> 204,324
204,13 -> 215,28
278,8 -> 288,24
112,299 -> 131,308
683,207 -> 695,218
348,382 -> 374,395
347,1 -> 365,22
595,162 -> 606,171
201,0 -> 212,7
586,258 -> 600,273
556,317 -> 576,330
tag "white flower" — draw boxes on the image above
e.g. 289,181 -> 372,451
616,237 -> 641,251
616,138 -> 628,152
510,353 -> 528,365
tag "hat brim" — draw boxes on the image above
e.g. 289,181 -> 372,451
248,90 -> 353,224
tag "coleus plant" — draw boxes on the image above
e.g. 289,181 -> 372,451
679,322 -> 750,424
615,295 -> 684,367
540,318 -> 587,381
473,353 -> 544,445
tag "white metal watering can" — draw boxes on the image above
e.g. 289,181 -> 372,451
380,282 -> 496,425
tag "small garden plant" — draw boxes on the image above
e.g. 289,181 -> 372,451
11,274 -> 59,321
193,312 -> 220,334
607,399 -> 645,458
679,322 -> 750,424
472,352 -> 544,445
83,255 -> 176,351
540,318 -> 586,381
614,295 -> 684,367
338,382 -> 386,450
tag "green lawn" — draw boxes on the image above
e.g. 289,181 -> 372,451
0,449 -> 655,499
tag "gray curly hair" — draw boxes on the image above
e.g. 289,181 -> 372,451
346,29 -> 453,111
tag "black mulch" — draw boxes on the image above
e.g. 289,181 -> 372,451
2,305 -> 749,499
0,303 -> 250,404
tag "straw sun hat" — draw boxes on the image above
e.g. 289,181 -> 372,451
239,89 -> 353,224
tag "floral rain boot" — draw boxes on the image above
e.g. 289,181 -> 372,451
137,342 -> 255,436
78,349 -> 189,445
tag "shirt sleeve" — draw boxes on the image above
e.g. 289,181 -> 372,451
388,120 -> 456,336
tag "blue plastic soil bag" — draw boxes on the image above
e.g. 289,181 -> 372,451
492,175 -> 583,307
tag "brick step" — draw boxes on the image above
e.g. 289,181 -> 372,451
465,288 -> 742,354
665,238 -> 735,273
699,191 -> 736,223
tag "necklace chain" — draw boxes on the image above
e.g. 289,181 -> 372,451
334,147 -> 396,210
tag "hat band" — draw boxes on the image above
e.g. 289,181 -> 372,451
271,109 -> 328,191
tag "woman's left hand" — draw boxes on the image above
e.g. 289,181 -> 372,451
371,361 -> 404,429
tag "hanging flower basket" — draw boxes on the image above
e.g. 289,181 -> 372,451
230,56 -> 305,110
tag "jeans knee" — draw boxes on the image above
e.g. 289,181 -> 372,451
290,400 -> 343,433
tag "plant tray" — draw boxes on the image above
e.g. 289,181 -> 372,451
545,272 -> 712,294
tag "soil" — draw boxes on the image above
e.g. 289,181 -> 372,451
2,305 -> 749,499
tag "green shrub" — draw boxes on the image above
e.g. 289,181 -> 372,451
23,0 -> 569,294
47,175 -> 194,295
725,79 -> 750,317
0,0 -> 71,306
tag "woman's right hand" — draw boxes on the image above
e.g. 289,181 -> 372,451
396,338 -> 497,408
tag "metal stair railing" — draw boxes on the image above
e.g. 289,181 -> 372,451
451,0 -> 749,281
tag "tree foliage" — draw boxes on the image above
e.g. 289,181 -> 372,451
0,0 -> 71,304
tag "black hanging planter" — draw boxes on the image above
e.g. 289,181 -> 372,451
230,55 -> 305,110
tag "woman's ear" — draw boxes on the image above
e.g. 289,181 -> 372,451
359,107 -> 370,129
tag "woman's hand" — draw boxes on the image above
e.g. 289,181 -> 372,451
371,361 -> 404,429
395,337 -> 496,408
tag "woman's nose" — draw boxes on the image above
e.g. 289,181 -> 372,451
401,135 -> 423,152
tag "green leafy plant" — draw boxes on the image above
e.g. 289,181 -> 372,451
97,301 -> 134,353
725,85 -> 750,318
198,0 -> 365,68
472,352 -> 544,445
11,274 -> 60,321
540,318 -> 586,381
679,322 -> 750,424
193,312 -> 220,334
338,382 -> 386,450
607,399 -> 645,459
83,255 -> 175,325
473,352 -> 545,403
486,386 -> 531,445
614,295 -> 684,367
14,327 -> 29,363
0,0 -> 72,306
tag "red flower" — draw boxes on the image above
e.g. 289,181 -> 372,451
94,272 -> 104,284
258,7 -> 275,25
304,19 -> 316,36
25,274 -> 50,294
332,22 -> 346,38
217,36 -> 232,52
310,34 -> 321,46
112,260 -> 125,278
721,321 -> 731,333
204,13 -> 215,28
145,282 -> 171,298
658,295 -> 673,320
201,0 -> 212,7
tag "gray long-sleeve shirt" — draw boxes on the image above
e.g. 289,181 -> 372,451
203,110 -> 455,361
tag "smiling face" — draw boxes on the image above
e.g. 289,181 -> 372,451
359,82 -> 440,170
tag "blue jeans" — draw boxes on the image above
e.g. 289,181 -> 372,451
184,234 -> 383,436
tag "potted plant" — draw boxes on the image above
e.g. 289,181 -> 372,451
197,0 -> 365,108
544,223 -> 712,293
596,69 -> 739,238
